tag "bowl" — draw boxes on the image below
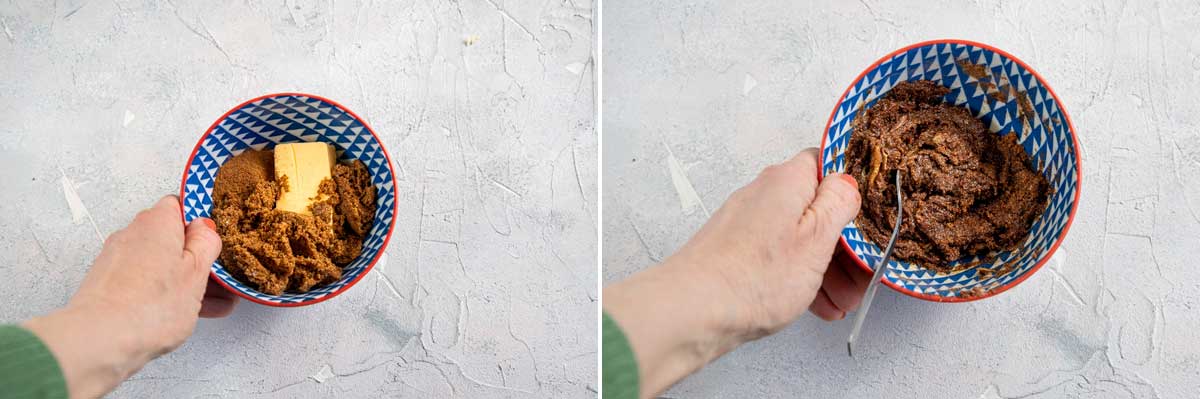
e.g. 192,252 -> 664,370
179,93 -> 398,306
818,40 -> 1081,302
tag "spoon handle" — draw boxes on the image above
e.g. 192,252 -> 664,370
847,171 -> 903,357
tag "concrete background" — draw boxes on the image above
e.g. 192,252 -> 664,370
604,1 -> 1200,398
0,0 -> 595,397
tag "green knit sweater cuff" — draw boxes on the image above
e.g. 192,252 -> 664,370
602,312 -> 639,399
0,324 -> 68,399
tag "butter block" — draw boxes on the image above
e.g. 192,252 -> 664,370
274,142 -> 336,215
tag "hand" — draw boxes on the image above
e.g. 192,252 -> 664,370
669,148 -> 864,338
808,246 -> 873,321
603,148 -> 863,398
71,195 -> 232,349
23,195 -> 234,398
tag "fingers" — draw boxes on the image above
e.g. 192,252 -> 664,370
835,247 -> 872,288
808,288 -> 846,321
200,278 -> 239,318
142,195 -> 184,225
751,148 -> 823,216
799,173 -> 862,246
184,217 -> 222,277
152,194 -> 183,214
122,195 -> 187,249
820,257 -> 869,313
781,148 -> 821,179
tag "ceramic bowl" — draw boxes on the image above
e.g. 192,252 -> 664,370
180,93 -> 397,306
818,40 -> 1081,302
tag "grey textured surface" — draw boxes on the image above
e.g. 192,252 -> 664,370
0,0 -> 595,397
604,1 -> 1200,398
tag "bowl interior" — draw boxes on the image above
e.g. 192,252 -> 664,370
181,94 -> 396,305
820,41 -> 1079,301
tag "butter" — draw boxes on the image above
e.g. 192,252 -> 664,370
274,142 -> 336,215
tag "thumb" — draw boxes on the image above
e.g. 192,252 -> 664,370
184,218 -> 223,277
800,173 -> 862,245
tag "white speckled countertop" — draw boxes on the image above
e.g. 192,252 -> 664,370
0,0 -> 596,397
604,0 -> 1200,397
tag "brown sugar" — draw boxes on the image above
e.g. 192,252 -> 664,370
845,80 -> 1050,273
211,149 -> 377,295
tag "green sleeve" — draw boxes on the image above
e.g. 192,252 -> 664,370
0,325 -> 68,399
602,312 -> 639,399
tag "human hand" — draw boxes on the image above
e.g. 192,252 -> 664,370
807,246 -> 873,321
24,195 -> 233,398
603,148 -> 864,398
667,148 -> 863,339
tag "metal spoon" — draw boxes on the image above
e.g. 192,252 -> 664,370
847,170 -> 903,357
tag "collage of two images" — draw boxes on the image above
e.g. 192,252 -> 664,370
2,0 -> 1197,398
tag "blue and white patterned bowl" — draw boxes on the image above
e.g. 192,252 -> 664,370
180,93 -> 397,307
819,40 -> 1081,302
